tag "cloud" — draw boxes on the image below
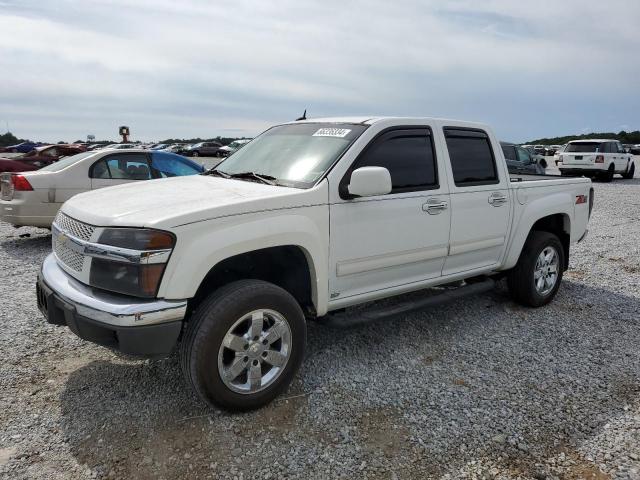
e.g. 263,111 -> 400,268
0,0 -> 639,142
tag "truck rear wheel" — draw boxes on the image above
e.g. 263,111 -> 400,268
180,280 -> 306,411
507,231 -> 564,307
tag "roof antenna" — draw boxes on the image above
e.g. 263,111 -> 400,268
295,109 -> 307,121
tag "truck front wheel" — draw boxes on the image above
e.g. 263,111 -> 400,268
507,231 -> 564,307
180,280 -> 306,411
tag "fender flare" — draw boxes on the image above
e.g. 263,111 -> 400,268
502,193 -> 573,271
158,213 -> 329,314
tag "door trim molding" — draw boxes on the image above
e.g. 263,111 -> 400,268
449,235 -> 505,256
336,245 -> 448,277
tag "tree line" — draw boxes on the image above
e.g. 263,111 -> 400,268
0,132 -> 26,147
527,130 -> 640,145
0,131 -> 250,147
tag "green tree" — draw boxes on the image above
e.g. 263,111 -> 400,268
0,132 -> 25,147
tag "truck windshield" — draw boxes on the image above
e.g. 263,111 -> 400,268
566,142 -> 602,153
214,123 -> 368,188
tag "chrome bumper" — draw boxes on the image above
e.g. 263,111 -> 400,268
38,253 -> 187,328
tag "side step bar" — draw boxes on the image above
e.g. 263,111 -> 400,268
319,278 -> 496,328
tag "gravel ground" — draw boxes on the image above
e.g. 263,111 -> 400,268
1,170 -> 639,480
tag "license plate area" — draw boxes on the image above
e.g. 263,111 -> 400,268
575,156 -> 583,160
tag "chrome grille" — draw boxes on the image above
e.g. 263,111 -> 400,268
53,235 -> 85,272
54,212 -> 95,242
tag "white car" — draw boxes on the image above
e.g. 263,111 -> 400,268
216,139 -> 252,157
553,144 -> 567,165
0,149 -> 204,228
37,116 -> 593,410
558,139 -> 635,181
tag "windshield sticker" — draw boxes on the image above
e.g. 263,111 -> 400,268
312,128 -> 351,138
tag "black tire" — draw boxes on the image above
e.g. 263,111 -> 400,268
192,151 -> 199,157
622,163 -> 635,179
600,164 -> 615,182
180,280 -> 306,411
507,231 -> 565,307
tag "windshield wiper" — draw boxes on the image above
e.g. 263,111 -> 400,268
203,168 -> 231,178
227,171 -> 278,185
203,168 -> 278,185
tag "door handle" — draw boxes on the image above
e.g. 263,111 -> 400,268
423,199 -> 448,214
488,192 -> 508,207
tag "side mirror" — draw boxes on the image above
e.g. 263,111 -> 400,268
347,166 -> 392,197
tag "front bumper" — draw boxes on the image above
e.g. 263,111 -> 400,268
37,253 -> 187,357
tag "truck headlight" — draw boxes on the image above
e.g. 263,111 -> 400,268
88,228 -> 175,298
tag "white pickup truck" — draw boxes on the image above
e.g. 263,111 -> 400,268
36,117 -> 593,410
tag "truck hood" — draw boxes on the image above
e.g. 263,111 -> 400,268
62,175 -> 327,228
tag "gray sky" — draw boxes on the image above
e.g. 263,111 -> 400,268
1,0 -> 639,143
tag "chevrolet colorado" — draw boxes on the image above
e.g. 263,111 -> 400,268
36,117 -> 593,410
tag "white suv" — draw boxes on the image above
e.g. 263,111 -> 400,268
559,139 -> 635,181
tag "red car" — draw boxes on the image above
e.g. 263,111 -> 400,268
0,144 -> 86,173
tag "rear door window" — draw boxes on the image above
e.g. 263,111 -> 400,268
444,128 -> 499,186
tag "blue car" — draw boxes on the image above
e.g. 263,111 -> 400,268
2,141 -> 40,153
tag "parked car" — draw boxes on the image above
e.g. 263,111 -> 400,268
623,144 -> 640,155
185,141 -> 223,157
545,145 -> 561,156
553,144 -> 567,165
0,144 -> 87,173
558,139 -> 635,181
0,149 -> 204,228
216,139 -> 252,157
0,141 -> 40,153
87,144 -> 107,151
500,142 -> 547,175
164,143 -> 189,153
101,143 -> 136,150
36,116 -> 593,411
533,145 -> 546,156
